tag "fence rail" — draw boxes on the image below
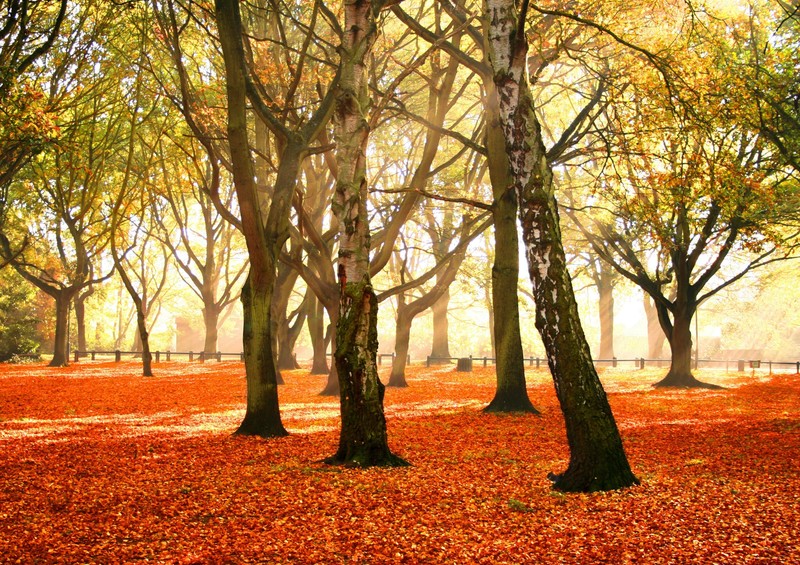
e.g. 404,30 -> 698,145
73,350 -> 244,363
68,350 -> 800,374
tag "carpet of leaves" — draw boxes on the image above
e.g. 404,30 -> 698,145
1,361 -> 798,564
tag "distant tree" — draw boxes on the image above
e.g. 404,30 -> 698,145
0,3 -> 124,366
568,12 -> 800,387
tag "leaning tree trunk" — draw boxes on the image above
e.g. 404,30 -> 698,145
483,79 -> 536,414
487,0 -> 637,492
326,0 -> 405,468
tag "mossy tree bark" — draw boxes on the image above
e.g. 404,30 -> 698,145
486,0 -> 638,491
327,0 -> 405,468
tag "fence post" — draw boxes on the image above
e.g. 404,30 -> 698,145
639,357 -> 645,370
426,356 -> 430,367
91,351 -> 96,361
155,351 -> 160,363
74,350 -> 79,363
166,350 -> 171,362
217,351 -> 222,362
612,357 -> 617,368
769,360 -> 772,375
115,350 -> 121,362
189,351 -> 194,362
797,361 -> 799,374
483,356 -> 488,367
536,357 -> 540,369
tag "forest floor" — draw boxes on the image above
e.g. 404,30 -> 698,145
0,361 -> 798,564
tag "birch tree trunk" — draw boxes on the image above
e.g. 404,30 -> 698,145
485,0 -> 637,491
327,0 -> 405,467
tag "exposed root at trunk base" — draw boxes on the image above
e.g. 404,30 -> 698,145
324,449 -> 410,469
233,416 -> 289,439
547,466 -> 640,493
653,371 -> 723,390
386,375 -> 409,388
483,394 -> 540,414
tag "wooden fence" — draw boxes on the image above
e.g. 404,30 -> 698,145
69,350 -> 800,374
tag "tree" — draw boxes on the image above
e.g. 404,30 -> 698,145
152,137 -> 247,355
385,213 -> 491,387
0,268 -> 42,361
0,0 -> 67,217
568,9 -> 800,387
485,0 -> 638,491
0,3 -> 124,366
215,0 -> 338,437
326,0 -> 406,468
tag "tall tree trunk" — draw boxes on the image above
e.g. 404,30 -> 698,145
308,295 -> 329,374
429,289 -> 451,361
326,0 -> 405,467
597,268 -> 615,360
202,301 -> 220,354
486,0 -> 637,491
50,293 -> 71,367
483,79 -> 536,414
216,0 -> 289,437
74,288 -> 92,355
388,305 -> 411,388
643,294 -> 666,359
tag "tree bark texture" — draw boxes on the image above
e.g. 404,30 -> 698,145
486,0 -> 637,491
328,0 -> 405,467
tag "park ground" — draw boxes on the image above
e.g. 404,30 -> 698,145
0,361 -> 798,564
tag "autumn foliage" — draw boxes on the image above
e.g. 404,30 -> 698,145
1,361 -> 798,563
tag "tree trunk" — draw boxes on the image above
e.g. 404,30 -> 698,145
483,79 -> 536,414
50,293 -> 71,367
236,274 -> 288,436
319,311 -> 340,396
597,268 -> 615,361
326,0 -> 405,467
429,289 -> 451,361
654,300 -> 719,389
202,301 -> 220,355
388,309 -> 411,388
74,291 -> 89,354
644,294 -> 666,360
308,296 -> 329,374
216,0 -> 291,437
487,0 -> 637,491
